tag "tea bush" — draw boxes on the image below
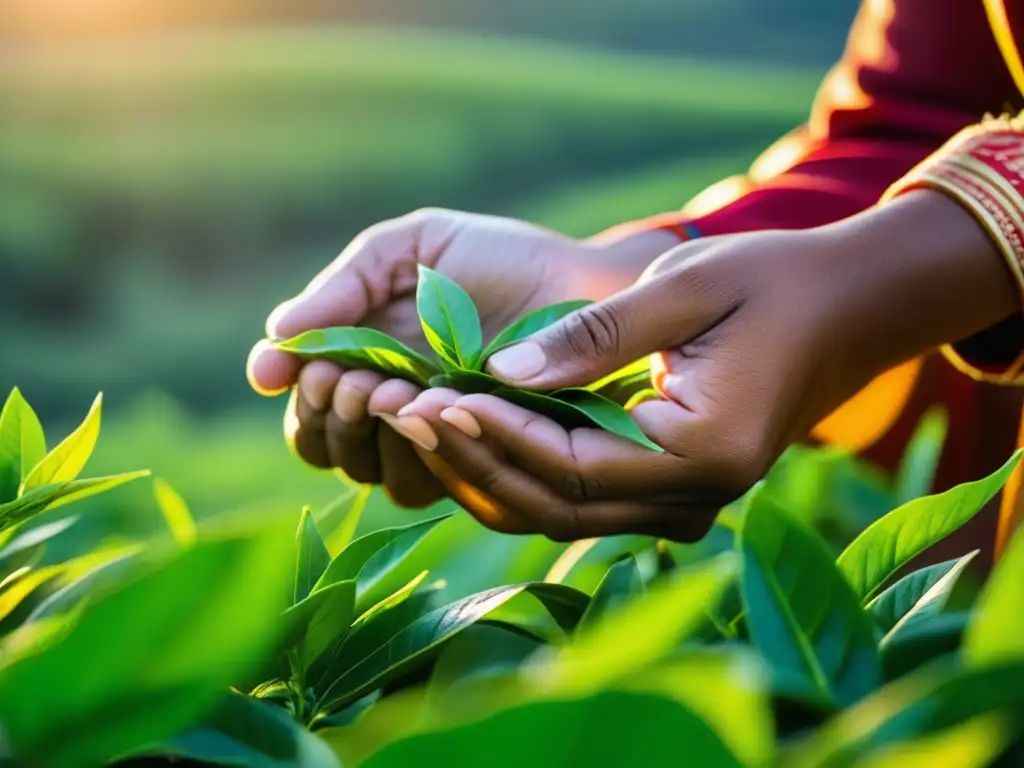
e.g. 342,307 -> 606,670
1,385 -> 1022,768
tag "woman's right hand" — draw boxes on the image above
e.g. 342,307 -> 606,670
246,208 -> 679,508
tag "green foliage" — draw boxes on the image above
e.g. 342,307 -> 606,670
273,266 -> 661,450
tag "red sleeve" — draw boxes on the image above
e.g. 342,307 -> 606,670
611,0 -> 1020,240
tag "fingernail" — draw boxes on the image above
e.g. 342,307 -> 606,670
440,407 -> 482,439
487,342 -> 546,381
378,413 -> 438,451
396,403 -> 416,418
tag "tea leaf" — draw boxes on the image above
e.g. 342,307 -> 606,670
295,507 -> 331,604
279,580 -> 357,673
317,486 -> 369,557
481,582 -> 590,643
0,388 -> 46,503
497,388 -> 663,452
129,692 -> 341,768
576,555 -> 645,632
275,327 -> 440,386
0,517 -> 78,578
739,488 -> 880,706
313,515 -> 448,613
895,408 -> 947,505
868,552 -> 978,635
852,712 -> 1010,768
20,394 -> 103,494
586,358 -> 654,404
27,549 -> 142,621
416,265 -> 483,369
481,300 -> 592,361
0,471 -> 150,531
964,523 -> 1024,668
154,478 -> 197,548
880,611 -> 968,681
429,370 -> 502,393
837,450 -> 1021,602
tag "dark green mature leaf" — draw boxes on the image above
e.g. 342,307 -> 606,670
132,693 -> 340,768
316,582 -> 587,713
868,553 -> 977,635
0,471 -> 150,531
0,520 -> 294,768
20,393 -> 103,494
964,523 -> 1024,668
480,582 -> 590,643
877,552 -> 977,650
429,370 -> 502,394
788,659 -> 1024,768
497,388 -> 663,452
275,327 -> 440,387
894,408 -> 947,505
740,489 -> 880,707
278,580 -> 357,674
837,450 -> 1021,603
880,611 -> 967,682
313,515 -> 448,614
576,555 -> 645,632
359,691 -> 745,768
416,265 -> 483,369
481,300 -> 593,361
0,388 -> 46,503
295,508 -> 331,604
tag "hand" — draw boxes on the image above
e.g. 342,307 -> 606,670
394,192 -> 1019,540
246,208 -> 678,507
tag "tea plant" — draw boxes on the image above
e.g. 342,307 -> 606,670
2,385 -> 1024,767
273,265 -> 661,450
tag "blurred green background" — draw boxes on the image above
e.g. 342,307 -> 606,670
0,1 -> 857,534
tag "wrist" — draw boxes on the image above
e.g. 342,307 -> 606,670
583,228 -> 691,294
819,190 -> 1019,371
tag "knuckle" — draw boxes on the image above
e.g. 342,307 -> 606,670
558,471 -> 605,503
557,303 -> 624,360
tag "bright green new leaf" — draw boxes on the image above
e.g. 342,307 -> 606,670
894,407 -> 947,505
416,265 -> 483,369
0,565 -> 66,625
0,388 -> 46,503
964,523 -> 1024,668
429,370 -> 501,393
576,554 -> 645,632
154,478 -> 197,548
0,520 -> 294,768
481,300 -> 592,361
852,712 -> 1010,768
0,471 -> 150,531
837,450 -> 1021,602
295,507 -> 331,604
0,517 -> 77,577
584,357 -> 652,395
317,486 -> 369,557
316,582 -> 586,713
544,556 -> 737,695
740,489 -> 880,707
877,551 -> 977,649
868,553 -> 976,635
129,692 -> 341,768
275,327 -> 440,387
20,394 -> 103,494
26,549 -> 141,621
359,691 -> 745,768
313,515 -> 448,613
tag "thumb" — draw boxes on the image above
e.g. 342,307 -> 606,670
485,271 -> 727,390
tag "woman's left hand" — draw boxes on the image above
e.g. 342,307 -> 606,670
388,192 -> 1019,541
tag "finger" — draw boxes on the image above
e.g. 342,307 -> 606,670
377,425 -> 447,509
323,369 -> 388,484
286,387 -> 330,469
298,360 -> 344,412
247,339 -> 301,395
442,394 -> 703,500
266,210 -> 454,340
485,255 -> 737,390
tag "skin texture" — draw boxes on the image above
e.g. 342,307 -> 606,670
247,208 -> 679,509
251,192 -> 1019,541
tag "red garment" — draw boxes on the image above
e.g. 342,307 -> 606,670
611,0 -> 1024,497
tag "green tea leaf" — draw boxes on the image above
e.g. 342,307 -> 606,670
0,388 -> 46,503
576,555 -> 645,632
739,489 -> 880,707
313,515 -> 448,613
20,394 -> 104,494
868,554 -> 976,635
26,550 -> 141,621
429,370 -> 502,393
964,523 -> 1024,668
880,611 -> 968,681
295,507 -> 331,604
275,327 -> 440,386
837,450 -> 1021,602
317,486 -> 369,557
130,692 -> 341,768
497,388 -> 663,452
416,265 -> 483,369
358,691 -> 746,768
0,471 -> 150,531
878,551 -> 977,649
154,478 -> 197,548
0,517 -> 77,578
481,300 -> 593,361
894,408 -> 947,505
280,580 -> 357,673
480,582 -> 590,643
852,712 -> 1010,768
0,520 -> 294,768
